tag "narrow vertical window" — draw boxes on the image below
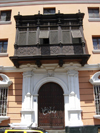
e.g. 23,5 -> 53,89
94,86 -> 100,115
0,40 -> 8,53
0,88 -> 8,116
92,37 -> 100,50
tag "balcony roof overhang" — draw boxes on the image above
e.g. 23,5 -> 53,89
10,54 -> 90,68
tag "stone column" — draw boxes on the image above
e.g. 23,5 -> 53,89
64,94 -> 69,126
67,70 -> 83,127
21,71 -> 34,126
32,94 -> 38,127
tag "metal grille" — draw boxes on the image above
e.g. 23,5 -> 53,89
0,87 -> 8,116
94,86 -> 100,115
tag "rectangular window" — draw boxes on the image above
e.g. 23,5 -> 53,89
0,40 -> 8,53
92,37 -> 100,50
0,87 -> 8,116
88,8 -> 100,18
0,10 -> 11,21
43,8 -> 55,14
94,86 -> 100,115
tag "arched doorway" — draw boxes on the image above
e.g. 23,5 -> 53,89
38,82 -> 64,130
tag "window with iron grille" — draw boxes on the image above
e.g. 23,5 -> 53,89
88,8 -> 100,18
92,37 -> 100,50
94,86 -> 100,115
0,87 -> 8,116
0,40 -> 8,53
0,10 -> 11,21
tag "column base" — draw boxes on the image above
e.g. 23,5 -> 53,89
68,109 -> 83,127
20,109 -> 34,125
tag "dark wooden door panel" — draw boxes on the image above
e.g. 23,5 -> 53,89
38,82 -> 64,129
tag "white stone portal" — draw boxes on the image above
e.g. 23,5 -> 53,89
17,69 -> 83,127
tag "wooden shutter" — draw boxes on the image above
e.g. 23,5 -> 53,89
62,30 -> 71,44
18,31 -> 27,45
28,31 -> 36,45
50,30 -> 58,44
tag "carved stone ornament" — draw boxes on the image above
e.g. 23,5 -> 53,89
47,70 -> 54,77
89,71 -> 100,85
0,73 -> 12,87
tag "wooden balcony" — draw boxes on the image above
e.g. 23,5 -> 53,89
10,43 -> 90,68
10,12 -> 90,67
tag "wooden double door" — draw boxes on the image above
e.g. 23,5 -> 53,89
38,82 -> 64,130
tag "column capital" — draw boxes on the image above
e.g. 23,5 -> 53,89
23,71 -> 33,78
33,94 -> 39,97
66,70 -> 78,76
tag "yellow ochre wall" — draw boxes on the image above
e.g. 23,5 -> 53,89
0,3 -> 100,66
79,70 -> 100,126
0,72 -> 22,126
0,70 -> 99,126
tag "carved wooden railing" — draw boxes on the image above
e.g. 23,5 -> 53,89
14,43 -> 85,56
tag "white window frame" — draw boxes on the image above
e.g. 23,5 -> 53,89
90,71 -> 100,119
0,73 -> 12,123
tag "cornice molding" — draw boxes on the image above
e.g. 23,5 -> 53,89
0,0 -> 100,7
0,63 -> 100,72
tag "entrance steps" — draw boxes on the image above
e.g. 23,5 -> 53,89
46,130 -> 65,133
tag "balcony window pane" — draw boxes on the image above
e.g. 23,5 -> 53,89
71,30 -> 82,38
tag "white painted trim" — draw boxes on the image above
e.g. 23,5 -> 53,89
33,77 -> 69,95
92,50 -> 100,54
94,115 -> 100,119
0,53 -> 8,57
0,21 -> 11,25
0,0 -> 100,3
0,73 -> 12,87
1,64 -> 100,72
89,71 -> 100,85
0,116 -> 10,123
1,1 -> 100,7
88,18 -> 100,22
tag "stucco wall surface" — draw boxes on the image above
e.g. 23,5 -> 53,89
0,72 -> 22,126
0,3 -> 100,66
79,70 -> 100,126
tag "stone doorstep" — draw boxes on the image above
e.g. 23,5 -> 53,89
46,130 -> 65,133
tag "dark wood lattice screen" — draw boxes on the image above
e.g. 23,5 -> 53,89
50,30 -> 58,44
18,32 -> 27,45
28,31 -> 36,45
62,30 -> 71,44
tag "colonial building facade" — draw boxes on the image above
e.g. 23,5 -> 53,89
0,0 -> 100,133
